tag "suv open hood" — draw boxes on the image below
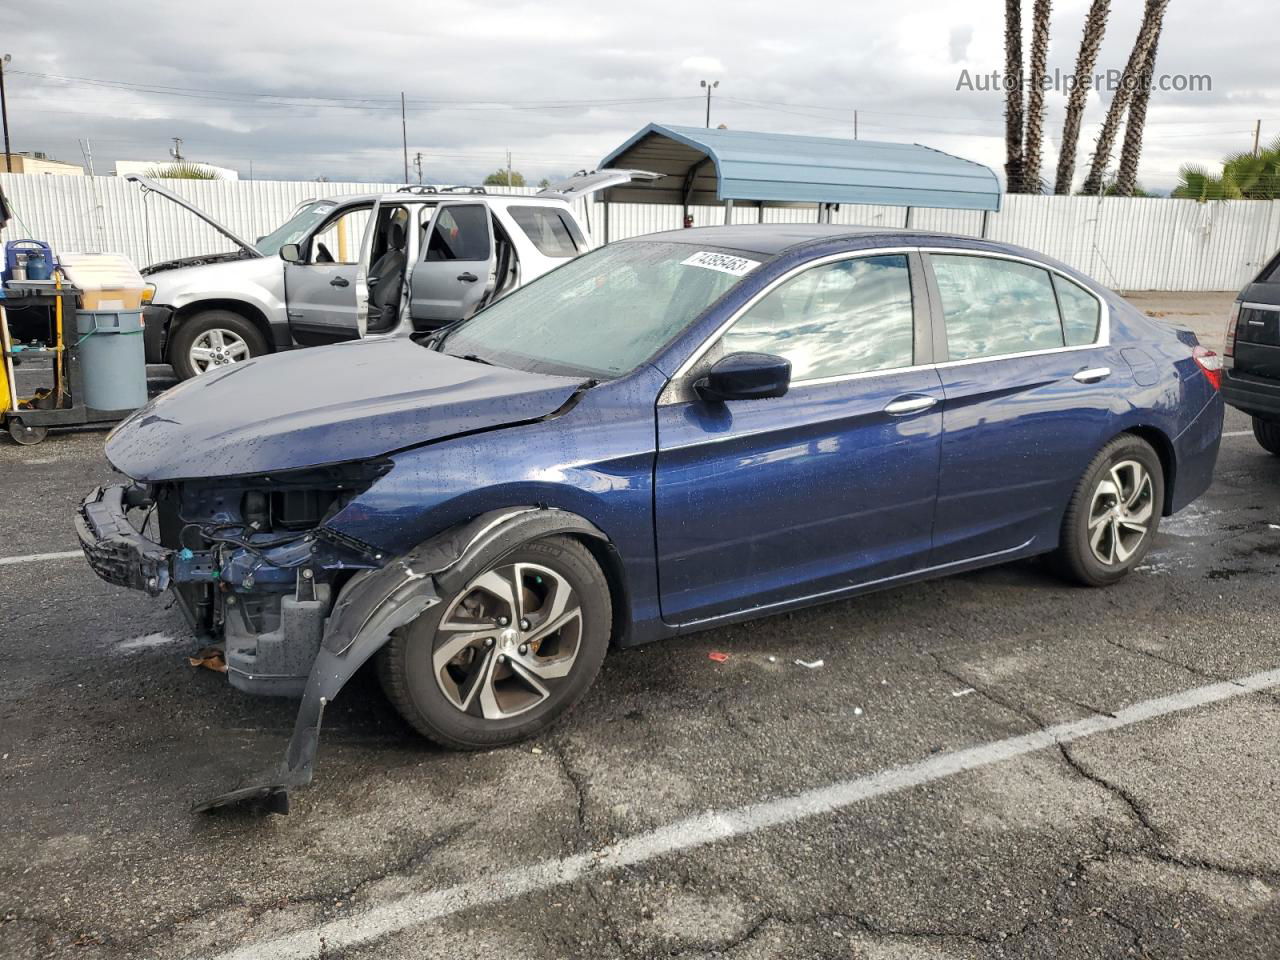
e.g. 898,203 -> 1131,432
537,169 -> 663,202
125,175 -> 262,259
105,339 -> 585,481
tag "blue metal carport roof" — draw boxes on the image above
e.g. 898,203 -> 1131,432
598,123 -> 1001,212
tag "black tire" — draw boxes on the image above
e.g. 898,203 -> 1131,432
1252,417 -> 1280,456
377,535 -> 611,750
168,309 -> 269,380
1050,434 -> 1164,587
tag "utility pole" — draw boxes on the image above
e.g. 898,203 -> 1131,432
506,149 -> 512,187
1254,119 -> 1262,158
700,79 -> 719,128
853,110 -> 858,141
400,92 -> 409,182
1,54 -> 10,173
413,151 -> 424,184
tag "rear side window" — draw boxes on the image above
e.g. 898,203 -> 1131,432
720,254 -> 915,381
1053,274 -> 1101,346
425,205 -> 490,261
932,255 -> 1065,360
508,206 -> 585,258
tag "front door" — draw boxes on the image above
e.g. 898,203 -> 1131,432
654,252 -> 943,625
924,252 -> 1116,564
408,202 -> 498,330
284,203 -> 371,343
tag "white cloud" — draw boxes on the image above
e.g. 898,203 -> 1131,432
4,0 -> 1272,192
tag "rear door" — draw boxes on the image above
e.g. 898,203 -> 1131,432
654,251 -> 943,625
283,202 -> 372,343
407,202 -> 497,329
924,252 -> 1115,565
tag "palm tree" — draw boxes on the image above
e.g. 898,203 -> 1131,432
1082,0 -> 1169,195
1021,0 -> 1053,193
1114,3 -> 1165,195
1004,0 -> 1025,193
1054,0 -> 1110,194
144,162 -> 221,180
1174,138 -> 1280,201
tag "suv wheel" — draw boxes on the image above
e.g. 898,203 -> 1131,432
168,310 -> 268,379
378,536 -> 611,750
1252,417 -> 1280,456
1051,435 -> 1164,587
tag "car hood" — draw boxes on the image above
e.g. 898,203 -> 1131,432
106,339 -> 586,481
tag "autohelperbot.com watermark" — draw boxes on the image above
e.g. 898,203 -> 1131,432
956,67 -> 1212,94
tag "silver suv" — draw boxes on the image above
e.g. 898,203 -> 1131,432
131,171 -> 658,378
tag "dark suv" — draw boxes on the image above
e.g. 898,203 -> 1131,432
1224,251 -> 1280,453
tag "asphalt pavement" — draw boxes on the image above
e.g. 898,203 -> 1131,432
3,292 -> 1279,959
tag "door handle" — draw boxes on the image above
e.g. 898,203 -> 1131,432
884,395 -> 938,416
1072,366 -> 1111,383
457,272 -> 478,283
329,276 -> 350,287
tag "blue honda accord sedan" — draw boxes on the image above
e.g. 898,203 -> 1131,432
78,225 -> 1224,811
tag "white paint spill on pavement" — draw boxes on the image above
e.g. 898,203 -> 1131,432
115,633 -> 178,653
207,666 -> 1280,960
0,550 -> 83,566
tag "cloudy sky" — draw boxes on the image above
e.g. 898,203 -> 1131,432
5,0 -> 1274,192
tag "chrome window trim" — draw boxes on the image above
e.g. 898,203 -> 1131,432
659,246 -> 1111,405
1241,301 -> 1280,314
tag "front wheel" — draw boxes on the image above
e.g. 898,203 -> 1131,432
168,310 -> 268,379
377,535 -> 611,750
1252,417 -> 1280,456
1051,435 -> 1164,587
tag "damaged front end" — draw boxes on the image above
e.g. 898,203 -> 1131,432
78,471 -> 568,814
76,460 -> 435,813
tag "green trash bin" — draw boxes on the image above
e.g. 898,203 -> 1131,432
74,310 -> 148,411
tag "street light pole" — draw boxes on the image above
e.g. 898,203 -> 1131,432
1,55 -> 12,173
700,79 -> 719,128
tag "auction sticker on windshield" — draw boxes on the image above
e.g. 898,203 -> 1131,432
681,251 -> 761,276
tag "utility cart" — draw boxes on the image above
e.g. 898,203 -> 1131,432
1,254 -> 149,445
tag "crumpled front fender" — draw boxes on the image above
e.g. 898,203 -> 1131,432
193,506 -> 609,814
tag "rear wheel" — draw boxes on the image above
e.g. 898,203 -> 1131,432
1051,435 -> 1163,587
1252,417 -> 1280,456
169,310 -> 268,379
6,418 -> 47,445
378,535 -> 611,750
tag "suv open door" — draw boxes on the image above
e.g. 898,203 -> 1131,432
408,202 -> 497,327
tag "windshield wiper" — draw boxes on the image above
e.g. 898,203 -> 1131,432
460,353 -> 493,366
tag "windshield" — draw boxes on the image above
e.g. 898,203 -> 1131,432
255,201 -> 339,255
442,241 -> 761,378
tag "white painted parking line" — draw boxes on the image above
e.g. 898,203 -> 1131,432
0,550 -> 83,566
1223,429 -> 1253,438
210,666 -> 1280,960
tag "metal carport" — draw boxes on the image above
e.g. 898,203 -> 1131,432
596,123 -> 1001,239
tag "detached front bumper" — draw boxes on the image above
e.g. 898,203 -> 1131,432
76,484 -> 172,596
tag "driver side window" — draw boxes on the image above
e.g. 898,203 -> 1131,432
307,207 -> 369,265
718,255 -> 916,382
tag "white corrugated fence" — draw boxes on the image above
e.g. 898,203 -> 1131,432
2,173 -> 1278,291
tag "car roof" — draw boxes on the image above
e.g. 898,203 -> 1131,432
630,224 -> 1000,258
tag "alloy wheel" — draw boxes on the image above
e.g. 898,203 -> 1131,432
189,328 -> 251,373
432,562 -> 583,719
1087,459 -> 1154,566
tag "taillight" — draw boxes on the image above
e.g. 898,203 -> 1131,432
1193,345 -> 1222,390
1224,302 -> 1239,369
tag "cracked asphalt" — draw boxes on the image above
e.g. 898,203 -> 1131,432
3,291 -> 1280,959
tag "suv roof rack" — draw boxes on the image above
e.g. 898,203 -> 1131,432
395,185 -> 488,195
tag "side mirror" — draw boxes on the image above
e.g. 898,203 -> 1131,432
695,352 -> 791,403
279,243 -> 303,264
